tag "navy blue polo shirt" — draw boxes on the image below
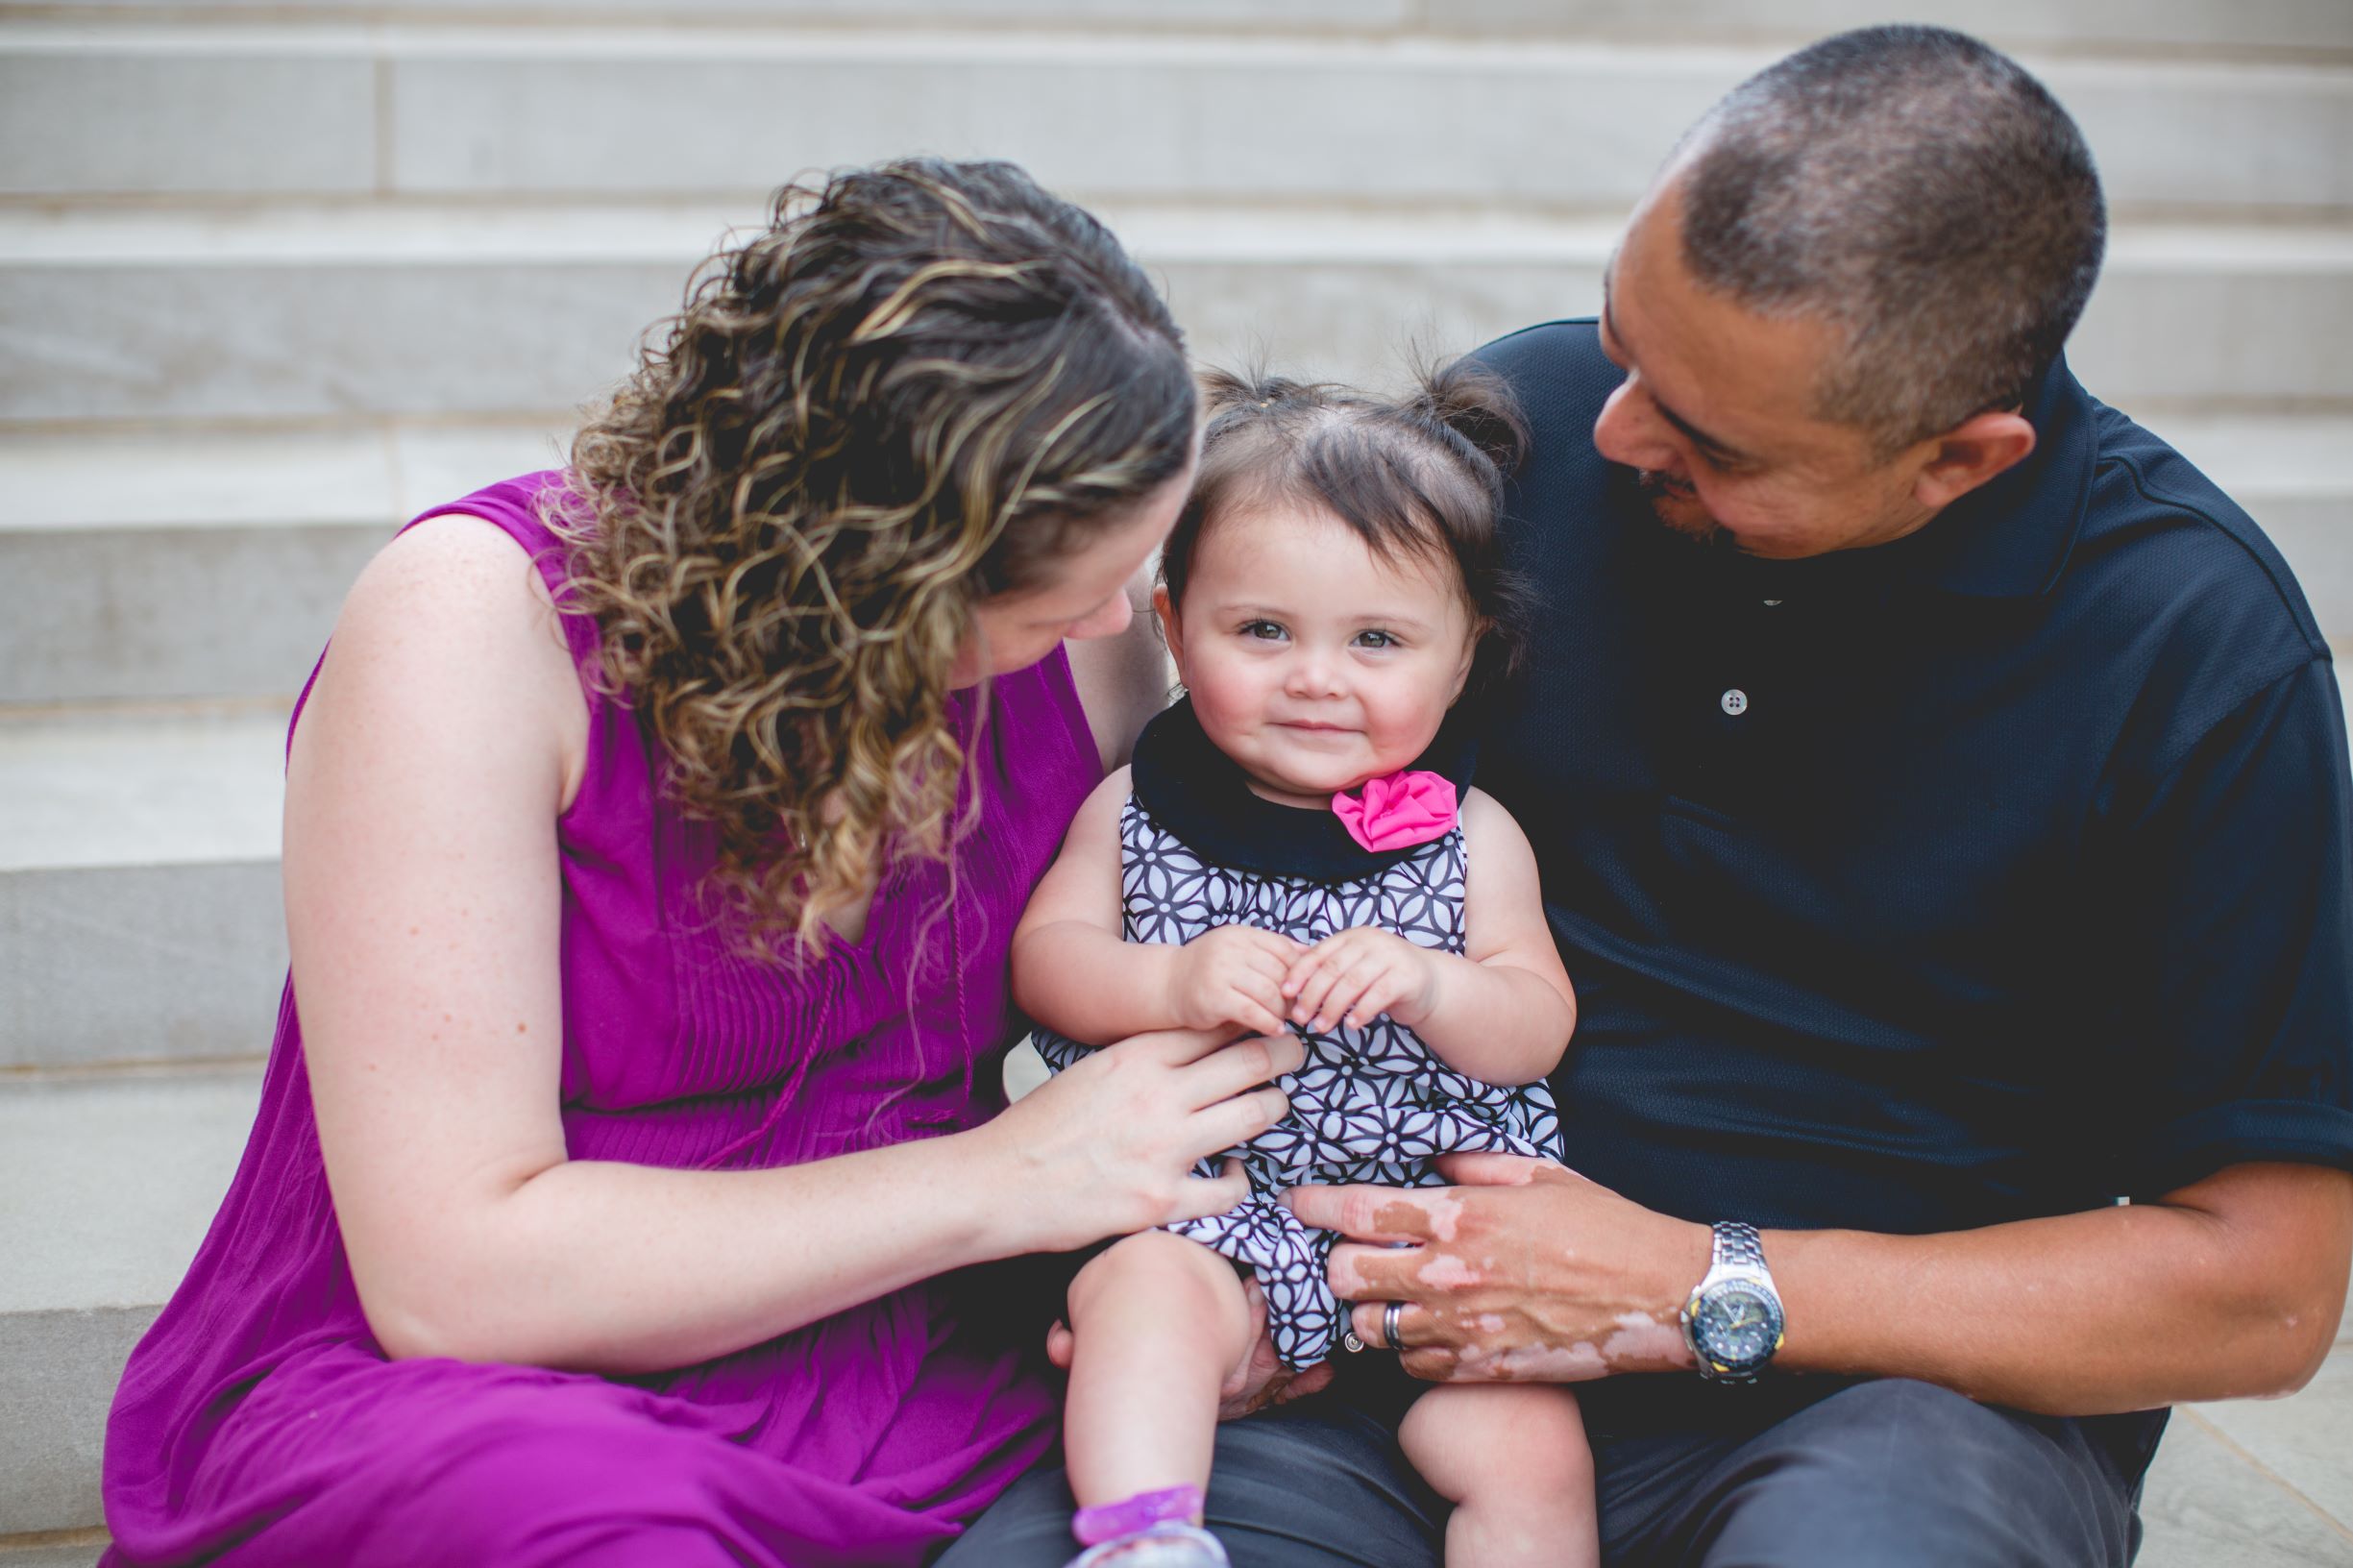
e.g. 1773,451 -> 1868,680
1474,320 -> 2353,1243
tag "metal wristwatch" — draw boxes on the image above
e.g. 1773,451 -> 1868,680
1679,1220 -> 1785,1384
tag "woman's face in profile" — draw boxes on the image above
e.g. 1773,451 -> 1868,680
953,463 -> 1195,686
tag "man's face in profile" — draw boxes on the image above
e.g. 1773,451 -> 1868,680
1592,180 -> 1938,562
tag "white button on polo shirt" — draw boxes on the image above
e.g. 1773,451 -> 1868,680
1721,689 -> 1749,716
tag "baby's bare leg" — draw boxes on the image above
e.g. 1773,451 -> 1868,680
1065,1229 -> 1258,1514
1398,1383 -> 1598,1568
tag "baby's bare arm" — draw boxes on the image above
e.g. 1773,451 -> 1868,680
1425,789 -> 1578,1083
1016,771 -> 1303,1042
1012,769 -> 1189,1045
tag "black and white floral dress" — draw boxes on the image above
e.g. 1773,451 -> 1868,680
1034,700 -> 1563,1369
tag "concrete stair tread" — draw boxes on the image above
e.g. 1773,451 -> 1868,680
8,200 -> 2352,266
22,0 -> 2353,57
4,25 -> 2345,214
0,708 -> 289,870
0,425 -> 569,532
0,1066 -> 263,1316
2161,415 -> 2353,497
5,411 -> 2348,522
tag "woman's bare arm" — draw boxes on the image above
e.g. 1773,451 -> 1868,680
1013,770 -> 1182,1044
290,518 -> 1295,1374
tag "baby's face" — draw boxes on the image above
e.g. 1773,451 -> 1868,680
1161,500 -> 1475,809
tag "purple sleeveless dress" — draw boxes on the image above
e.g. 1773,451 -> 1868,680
101,474 -> 1096,1567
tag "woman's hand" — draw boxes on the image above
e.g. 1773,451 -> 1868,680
1282,926 -> 1441,1033
1165,926 -> 1306,1037
978,1025 -> 1304,1254
1287,1151 -> 1707,1384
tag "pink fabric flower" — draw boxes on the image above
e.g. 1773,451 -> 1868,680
1332,769 -> 1459,852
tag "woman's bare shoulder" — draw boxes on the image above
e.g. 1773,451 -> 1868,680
314,512 -> 591,806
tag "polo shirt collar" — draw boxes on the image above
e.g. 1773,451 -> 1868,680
1899,353 -> 2097,600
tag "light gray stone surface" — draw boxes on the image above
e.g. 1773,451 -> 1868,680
6,208 -> 2348,420
5,26 -> 2344,212
2139,1405 -> 2353,1567
0,424 -> 571,703
0,861 -> 287,1070
1425,0 -> 2353,53
22,0 -> 2352,53
0,523 -> 384,704
2194,1358 -> 2353,1533
0,1068 -> 262,1314
0,256 -> 677,423
0,45 -> 375,198
48,0 -> 1399,24
0,710 -> 286,873
0,709 -> 290,1068
0,1067 -> 259,1535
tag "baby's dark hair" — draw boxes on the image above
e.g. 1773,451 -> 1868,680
1161,359 -> 1533,695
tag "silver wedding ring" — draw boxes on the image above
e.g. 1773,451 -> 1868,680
1382,1299 -> 1405,1354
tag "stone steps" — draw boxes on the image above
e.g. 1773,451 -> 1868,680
0,1065 -> 264,1539
0,424 -> 565,704
0,707 -> 289,1070
4,204 -> 2350,423
3,1 -> 2346,1559
2,21 -> 2346,212
11,0 -> 2353,59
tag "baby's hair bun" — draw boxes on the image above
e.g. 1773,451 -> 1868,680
1198,365 -> 1320,423
1412,357 -> 1529,480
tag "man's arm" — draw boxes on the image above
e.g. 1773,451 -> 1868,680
1293,1152 -> 2352,1410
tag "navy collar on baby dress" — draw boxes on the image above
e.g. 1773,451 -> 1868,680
1127,698 -> 1480,885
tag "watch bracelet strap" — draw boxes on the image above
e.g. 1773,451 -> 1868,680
1712,1220 -> 1767,1273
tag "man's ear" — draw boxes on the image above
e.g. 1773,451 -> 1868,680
1911,410 -> 2037,512
1152,584 -> 1186,677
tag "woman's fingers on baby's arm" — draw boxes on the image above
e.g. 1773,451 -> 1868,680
1181,1029 -> 1304,1107
1191,1083 -> 1288,1157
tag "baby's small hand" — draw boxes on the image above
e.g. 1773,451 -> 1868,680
1284,927 -> 1440,1033
1168,925 -> 1304,1037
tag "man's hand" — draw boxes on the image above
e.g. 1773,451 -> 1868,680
1287,1151 -> 1710,1384
1046,1271 -> 1335,1418
1167,925 -> 1307,1038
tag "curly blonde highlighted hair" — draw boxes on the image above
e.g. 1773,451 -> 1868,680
553,159 -> 1195,954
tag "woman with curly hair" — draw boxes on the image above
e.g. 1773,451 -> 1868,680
99,159 -> 1300,1568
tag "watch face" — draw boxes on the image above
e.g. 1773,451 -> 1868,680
1694,1283 -> 1783,1373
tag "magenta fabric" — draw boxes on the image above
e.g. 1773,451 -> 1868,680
1329,770 -> 1458,853
101,473 -> 1099,1567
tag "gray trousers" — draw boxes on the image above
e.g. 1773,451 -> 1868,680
936,1373 -> 2164,1566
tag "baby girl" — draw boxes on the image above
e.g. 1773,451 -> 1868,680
1014,364 -> 1596,1568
